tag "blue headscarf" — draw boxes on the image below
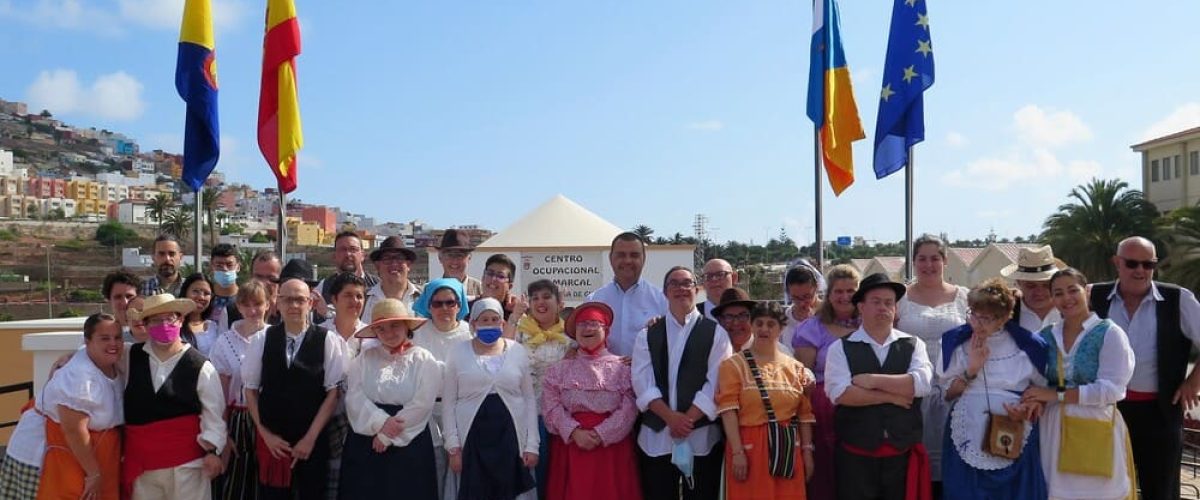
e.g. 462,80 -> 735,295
413,277 -> 468,321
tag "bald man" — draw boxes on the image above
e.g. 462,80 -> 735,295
1089,236 -> 1200,500
697,259 -> 738,321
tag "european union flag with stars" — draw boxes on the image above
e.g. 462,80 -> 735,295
873,0 -> 934,179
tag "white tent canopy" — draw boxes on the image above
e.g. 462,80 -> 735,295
476,194 -> 622,249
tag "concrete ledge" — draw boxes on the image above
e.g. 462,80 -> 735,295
22,331 -> 83,399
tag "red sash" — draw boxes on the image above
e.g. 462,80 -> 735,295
1125,389 -> 1157,402
121,415 -> 205,497
841,442 -> 932,500
255,432 -> 294,488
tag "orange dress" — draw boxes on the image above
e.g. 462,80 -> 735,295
36,419 -> 121,500
716,352 -> 815,500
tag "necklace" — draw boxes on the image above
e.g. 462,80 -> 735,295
833,316 -> 861,329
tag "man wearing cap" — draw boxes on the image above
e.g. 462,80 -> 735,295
435,228 -> 484,301
698,259 -> 738,321
243,276 -> 349,500
142,234 -> 185,297
632,266 -> 732,499
1090,236 -> 1200,500
317,231 -> 380,308
122,294 -> 227,499
363,236 -> 423,321
1000,245 -> 1063,333
587,232 -> 668,358
824,273 -> 934,500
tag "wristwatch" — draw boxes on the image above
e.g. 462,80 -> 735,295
1056,388 -> 1065,403
206,448 -> 219,456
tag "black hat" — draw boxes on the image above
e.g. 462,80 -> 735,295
370,236 -> 417,262
710,287 -> 757,318
434,229 -> 474,251
279,258 -> 319,288
851,273 -> 907,305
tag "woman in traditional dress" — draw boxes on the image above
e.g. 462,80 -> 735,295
209,281 -> 271,500
339,299 -> 441,499
1022,269 -> 1137,500
540,302 -> 640,500
514,280 -> 571,498
180,273 -> 219,356
895,234 -> 969,491
791,264 -> 859,500
443,298 -> 539,500
940,278 -> 1048,499
36,313 -> 124,500
717,301 -> 815,499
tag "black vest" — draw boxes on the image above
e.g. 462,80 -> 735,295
642,317 -> 718,432
124,343 -> 206,425
834,337 -> 923,450
258,324 -> 330,441
1090,281 -> 1188,413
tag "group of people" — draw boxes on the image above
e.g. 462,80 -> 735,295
0,228 -> 1197,500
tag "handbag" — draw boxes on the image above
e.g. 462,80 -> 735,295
742,349 -> 800,478
980,364 -> 1025,460
1054,332 -> 1115,477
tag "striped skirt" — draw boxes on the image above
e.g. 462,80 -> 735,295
216,407 -> 258,500
0,455 -> 40,500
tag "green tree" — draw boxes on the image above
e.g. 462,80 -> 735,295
1040,178 -> 1159,282
249,232 -> 270,244
147,194 -> 172,227
161,206 -> 194,240
95,220 -> 139,247
632,225 -> 655,241
1158,204 -> 1200,292
201,187 -> 221,247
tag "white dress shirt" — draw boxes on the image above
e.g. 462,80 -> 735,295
241,325 -> 349,392
134,343 -> 227,455
587,278 -> 668,357
319,318 -> 368,359
701,300 -> 719,322
1101,282 -> 1200,392
631,309 -> 733,457
441,339 -> 540,456
208,323 -> 267,406
823,327 -> 934,403
1017,302 -> 1060,334
346,342 -> 443,447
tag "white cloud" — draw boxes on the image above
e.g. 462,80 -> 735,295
942,147 -> 1104,191
1013,105 -> 1092,147
25,69 -> 146,121
1,0 -> 245,35
0,0 -> 121,35
118,0 -> 246,33
1139,102 -> 1200,142
945,131 -> 967,148
686,120 -> 724,132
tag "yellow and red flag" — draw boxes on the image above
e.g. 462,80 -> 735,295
257,0 -> 303,194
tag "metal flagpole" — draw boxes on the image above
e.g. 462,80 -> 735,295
904,146 -> 914,281
814,130 -> 824,270
194,186 -> 203,270
277,190 -> 287,260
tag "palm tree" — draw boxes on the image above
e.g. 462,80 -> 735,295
1040,178 -> 1159,282
160,206 -> 194,240
1158,204 -> 1200,292
632,225 -> 655,241
147,194 -> 172,227
201,187 -> 222,247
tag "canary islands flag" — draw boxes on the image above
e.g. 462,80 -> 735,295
258,0 -> 303,194
176,0 -> 219,193
873,0 -> 934,180
806,0 -> 865,196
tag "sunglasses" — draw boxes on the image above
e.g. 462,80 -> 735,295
430,299 -> 459,309
1119,257 -> 1157,270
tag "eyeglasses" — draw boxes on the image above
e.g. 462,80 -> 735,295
666,280 -> 696,289
278,296 -> 309,307
442,251 -> 468,259
1119,257 -> 1157,270
967,309 -> 999,324
254,273 -> 280,284
702,271 -> 732,282
483,270 -> 510,282
430,299 -> 459,309
576,320 -> 607,330
145,315 -> 179,326
720,312 -> 751,323
377,255 -> 410,264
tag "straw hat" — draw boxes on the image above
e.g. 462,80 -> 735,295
127,293 -> 196,322
353,298 -> 427,338
1001,246 -> 1065,282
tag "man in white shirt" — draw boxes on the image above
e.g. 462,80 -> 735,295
632,266 -> 732,500
824,273 -> 933,500
697,258 -> 737,321
1000,245 -> 1062,333
586,232 -> 667,357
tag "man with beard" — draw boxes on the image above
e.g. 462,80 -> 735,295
586,232 -> 667,357
142,235 -> 184,297
316,231 -> 379,313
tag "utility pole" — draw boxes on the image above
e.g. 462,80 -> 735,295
45,244 -> 53,318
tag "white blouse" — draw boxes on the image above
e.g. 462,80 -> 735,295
345,342 -> 442,447
42,349 -> 124,429
190,319 -> 220,357
320,318 -> 369,358
208,323 -> 267,406
441,339 -> 539,456
413,320 -> 472,363
896,286 -> 968,370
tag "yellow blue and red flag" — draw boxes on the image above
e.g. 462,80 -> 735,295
257,0 -> 303,194
873,0 -> 934,179
176,0 -> 219,192
806,0 -> 865,196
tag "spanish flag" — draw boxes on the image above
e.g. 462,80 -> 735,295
257,0 -> 303,194
805,0 -> 865,196
176,0 -> 219,193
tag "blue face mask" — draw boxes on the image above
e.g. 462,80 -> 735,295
212,270 -> 238,288
476,326 -> 503,345
671,440 -> 695,489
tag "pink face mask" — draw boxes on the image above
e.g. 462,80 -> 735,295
147,323 -> 181,344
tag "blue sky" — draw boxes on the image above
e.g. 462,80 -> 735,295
1,0 -> 1197,246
